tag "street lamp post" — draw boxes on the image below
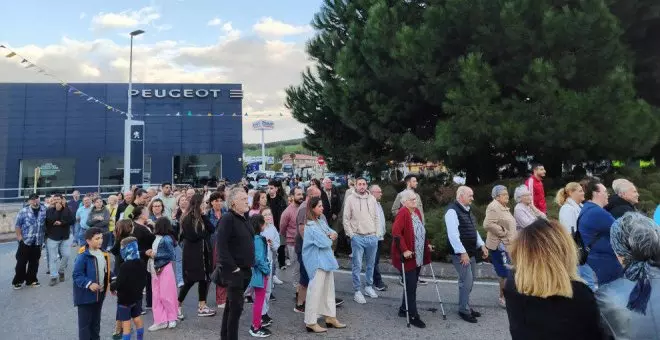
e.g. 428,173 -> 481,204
123,29 -> 145,192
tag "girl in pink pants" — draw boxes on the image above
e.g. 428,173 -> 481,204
147,218 -> 179,331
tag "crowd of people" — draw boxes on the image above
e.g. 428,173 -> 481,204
9,165 -> 660,339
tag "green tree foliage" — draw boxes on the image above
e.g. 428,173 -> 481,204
287,0 -> 659,183
273,145 -> 287,162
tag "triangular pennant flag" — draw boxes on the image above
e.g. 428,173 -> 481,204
166,113 -> 171,116
279,113 -> 283,116
21,59 -> 28,63
60,82 -> 68,87
73,90 -> 81,94
145,113 -> 150,116
232,113 -> 237,116
207,112 -> 212,116
87,97 -> 94,101
219,112 -> 224,116
187,111 -> 192,116
5,52 -> 16,58
244,112 -> 248,116
0,45 -> 5,48
68,87 -> 74,93
106,105 -> 112,110
25,64 -> 35,69
175,112 -> 180,116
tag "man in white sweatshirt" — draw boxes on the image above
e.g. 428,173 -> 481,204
343,177 -> 380,304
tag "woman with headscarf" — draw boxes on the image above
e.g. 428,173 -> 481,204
513,185 -> 546,229
483,185 -> 516,308
391,190 -> 431,329
597,212 -> 660,339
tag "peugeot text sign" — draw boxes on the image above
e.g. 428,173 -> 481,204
130,88 -> 221,99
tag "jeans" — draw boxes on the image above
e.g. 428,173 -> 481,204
174,245 -> 183,286
350,234 -> 378,292
373,240 -> 384,286
579,264 -> 598,291
451,254 -> 477,314
46,238 -> 71,278
77,300 -> 104,340
102,232 -> 113,251
221,268 -> 251,340
12,241 -> 42,285
76,227 -> 88,247
400,267 -> 421,317
286,245 -> 299,288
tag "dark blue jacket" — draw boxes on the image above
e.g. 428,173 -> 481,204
72,246 -> 111,306
577,202 -> 623,285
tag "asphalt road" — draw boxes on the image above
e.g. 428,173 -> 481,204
0,242 -> 512,339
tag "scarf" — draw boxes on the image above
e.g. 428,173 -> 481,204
121,240 -> 140,261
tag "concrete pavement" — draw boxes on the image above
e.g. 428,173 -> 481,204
0,241 -> 511,339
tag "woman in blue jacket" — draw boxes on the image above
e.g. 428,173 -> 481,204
247,214 -> 272,338
303,197 -> 346,333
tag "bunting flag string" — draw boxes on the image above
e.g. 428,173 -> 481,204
1,44 -> 128,116
1,44 -> 291,120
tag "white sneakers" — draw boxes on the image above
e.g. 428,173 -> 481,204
168,321 -> 177,329
148,323 -> 168,332
218,303 -> 226,309
273,276 -> 284,285
364,286 -> 379,299
355,286 -> 379,304
177,307 -> 185,320
354,291 -> 366,304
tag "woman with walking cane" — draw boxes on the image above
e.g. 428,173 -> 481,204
391,190 -> 432,329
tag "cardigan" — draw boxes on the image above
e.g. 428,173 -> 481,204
390,207 -> 431,272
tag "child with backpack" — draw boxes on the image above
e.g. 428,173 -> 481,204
110,236 -> 147,340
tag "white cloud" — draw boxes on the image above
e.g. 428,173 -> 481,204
79,12 -> 87,20
207,18 -> 222,26
91,6 -> 162,30
0,34 -> 310,143
253,17 -> 312,38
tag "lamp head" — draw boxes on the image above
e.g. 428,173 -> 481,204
130,30 -> 145,37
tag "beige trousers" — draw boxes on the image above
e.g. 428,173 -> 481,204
304,269 -> 336,325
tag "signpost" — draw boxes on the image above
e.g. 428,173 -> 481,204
252,120 -> 275,171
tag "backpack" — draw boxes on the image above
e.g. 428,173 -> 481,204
574,213 -> 603,266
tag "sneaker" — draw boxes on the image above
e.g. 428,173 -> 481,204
28,281 -> 40,287
335,298 -> 344,307
217,303 -> 226,309
148,322 -> 168,331
167,321 -> 177,329
364,286 -> 378,299
417,278 -> 429,286
177,282 -> 184,288
249,326 -> 272,338
261,314 -> 273,327
177,307 -> 185,320
245,296 -> 254,304
140,310 -> 147,315
293,304 -> 305,313
272,276 -> 283,285
197,305 -> 216,317
49,278 -> 58,286
375,282 -> 388,291
12,284 -> 22,290
410,316 -> 426,328
470,309 -> 482,318
354,291 -> 366,304
269,294 -> 276,301
58,272 -> 65,282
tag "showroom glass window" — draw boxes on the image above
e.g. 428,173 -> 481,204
99,156 -> 152,191
173,154 -> 222,187
20,158 -> 75,196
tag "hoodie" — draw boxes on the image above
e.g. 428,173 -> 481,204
342,190 -> 379,238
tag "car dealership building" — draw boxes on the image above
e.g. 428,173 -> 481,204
0,83 -> 243,197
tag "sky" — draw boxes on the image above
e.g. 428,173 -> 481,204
0,0 -> 323,143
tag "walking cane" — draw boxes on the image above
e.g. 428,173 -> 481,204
428,262 -> 448,320
394,236 -> 410,328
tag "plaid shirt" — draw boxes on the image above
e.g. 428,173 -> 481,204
16,204 -> 47,246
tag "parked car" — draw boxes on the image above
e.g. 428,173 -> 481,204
257,178 -> 270,189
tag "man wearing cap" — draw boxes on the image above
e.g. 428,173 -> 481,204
12,193 -> 47,289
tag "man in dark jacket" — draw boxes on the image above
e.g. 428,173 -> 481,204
605,179 -> 639,219
45,194 -> 74,286
217,187 -> 254,340
321,178 -> 341,224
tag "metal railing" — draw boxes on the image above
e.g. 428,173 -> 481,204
0,184 -> 161,204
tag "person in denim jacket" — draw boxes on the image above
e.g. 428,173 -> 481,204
597,212 -> 660,339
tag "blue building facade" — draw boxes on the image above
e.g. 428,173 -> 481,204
0,83 -> 243,197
